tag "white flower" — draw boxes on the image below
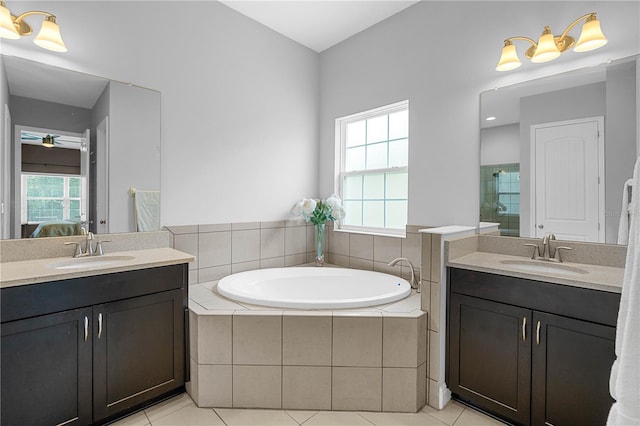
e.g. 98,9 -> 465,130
301,198 -> 317,215
325,195 -> 342,210
332,206 -> 346,220
292,201 -> 304,216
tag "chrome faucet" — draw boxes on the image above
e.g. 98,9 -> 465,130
64,232 -> 109,257
388,257 -> 420,292
524,233 -> 573,263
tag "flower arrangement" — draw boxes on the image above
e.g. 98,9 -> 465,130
292,195 -> 346,225
292,195 -> 345,265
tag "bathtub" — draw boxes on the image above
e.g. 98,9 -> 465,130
217,267 -> 412,309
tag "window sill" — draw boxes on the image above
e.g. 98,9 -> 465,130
331,226 -> 406,238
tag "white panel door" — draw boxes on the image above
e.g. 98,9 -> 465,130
532,118 -> 603,242
80,129 -> 90,231
95,117 -> 109,234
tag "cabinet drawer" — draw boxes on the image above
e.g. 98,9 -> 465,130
449,268 -> 620,327
1,264 -> 186,323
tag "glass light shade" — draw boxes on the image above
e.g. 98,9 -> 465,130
496,42 -> 521,71
34,16 -> 67,52
574,17 -> 607,52
0,2 -> 19,39
531,30 -> 561,63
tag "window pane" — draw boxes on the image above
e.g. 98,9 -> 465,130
366,143 -> 387,170
389,110 -> 408,139
366,115 -> 387,144
363,201 -> 384,227
344,175 -> 363,200
69,177 -> 81,197
345,146 -> 365,171
386,172 -> 408,199
386,200 -> 407,229
27,176 -> 63,197
28,199 -> 63,222
363,174 -> 384,199
388,139 -> 408,168
346,120 -> 365,147
70,200 -> 81,220
343,200 -> 362,226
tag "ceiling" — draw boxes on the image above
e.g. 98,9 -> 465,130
220,0 -> 420,52
4,55 -> 108,109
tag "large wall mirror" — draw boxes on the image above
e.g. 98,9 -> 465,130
0,55 -> 161,240
480,55 -> 638,245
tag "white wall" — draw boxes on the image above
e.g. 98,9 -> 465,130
0,55 -> 10,239
3,1 -> 639,230
319,1 -> 640,227
2,1 -> 319,226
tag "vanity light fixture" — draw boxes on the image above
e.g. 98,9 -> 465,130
496,13 -> 607,71
0,1 -> 67,52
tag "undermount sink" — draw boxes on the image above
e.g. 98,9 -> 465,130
499,259 -> 589,276
49,255 -> 136,270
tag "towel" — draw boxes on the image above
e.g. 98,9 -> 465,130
617,178 -> 633,245
607,156 -> 640,425
133,190 -> 160,232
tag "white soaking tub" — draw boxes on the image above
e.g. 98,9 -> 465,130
216,267 -> 412,309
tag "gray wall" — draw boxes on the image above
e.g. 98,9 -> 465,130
605,60 -> 637,243
519,82 -> 605,238
89,84 -> 110,233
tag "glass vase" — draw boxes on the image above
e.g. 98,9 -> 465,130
314,222 -> 326,266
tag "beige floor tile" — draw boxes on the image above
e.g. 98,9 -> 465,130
453,408 -> 506,426
214,408 -> 298,425
144,393 -> 194,422
422,400 -> 465,425
109,410 -> 149,426
152,405 -> 224,425
360,411 -> 449,426
303,411 -> 374,425
286,410 -> 318,424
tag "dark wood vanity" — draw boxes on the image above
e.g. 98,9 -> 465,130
447,267 -> 620,426
1,263 -> 189,426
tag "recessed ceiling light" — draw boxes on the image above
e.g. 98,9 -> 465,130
486,116 -> 497,121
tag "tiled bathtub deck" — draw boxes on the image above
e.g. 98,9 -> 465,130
188,280 -> 428,413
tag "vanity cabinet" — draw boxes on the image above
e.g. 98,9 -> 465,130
1,264 -> 188,426
447,268 -> 619,426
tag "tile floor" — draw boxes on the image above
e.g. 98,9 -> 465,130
111,392 -> 507,426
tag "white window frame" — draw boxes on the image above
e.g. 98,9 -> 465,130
335,100 -> 409,237
21,173 -> 82,224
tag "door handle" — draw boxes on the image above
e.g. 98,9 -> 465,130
522,317 -> 527,342
98,313 -> 103,339
538,224 -> 544,229
84,316 -> 89,342
536,321 -> 541,345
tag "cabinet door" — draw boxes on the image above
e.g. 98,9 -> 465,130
1,308 -> 92,426
532,311 -> 615,426
449,293 -> 532,425
93,290 -> 185,421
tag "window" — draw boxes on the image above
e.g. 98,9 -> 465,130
336,101 -> 408,235
21,174 -> 82,223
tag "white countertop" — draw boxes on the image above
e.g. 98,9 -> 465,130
447,251 -> 624,293
0,247 -> 194,289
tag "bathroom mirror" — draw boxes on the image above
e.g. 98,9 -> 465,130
480,55 -> 638,244
0,54 -> 161,240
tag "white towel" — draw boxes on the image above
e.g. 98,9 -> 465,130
607,156 -> 640,425
617,178 -> 633,245
133,190 -> 160,232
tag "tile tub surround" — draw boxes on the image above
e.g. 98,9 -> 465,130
188,282 -> 428,413
165,222 -> 429,286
